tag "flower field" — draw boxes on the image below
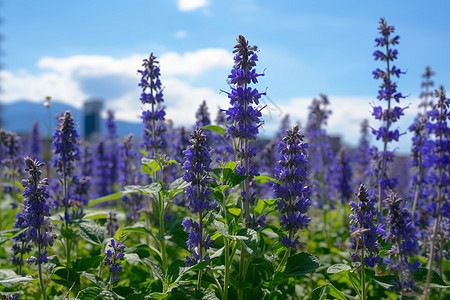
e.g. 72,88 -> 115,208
0,18 -> 448,300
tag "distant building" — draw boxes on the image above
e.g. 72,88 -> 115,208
84,99 -> 103,140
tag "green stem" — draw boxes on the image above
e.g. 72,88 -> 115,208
223,238 -> 230,300
159,198 -> 167,269
361,236 -> 366,300
238,244 -> 245,300
276,248 -> 291,273
38,229 -> 48,300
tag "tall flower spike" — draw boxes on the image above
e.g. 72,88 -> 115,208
418,66 -> 435,116
349,184 -> 382,268
371,18 -> 407,211
424,87 -> 449,299
138,53 -> 167,156
382,191 -> 421,295
181,128 -> 216,266
51,111 -> 80,178
353,120 -> 370,186
15,157 -> 56,265
333,147 -> 353,205
51,111 -> 80,224
273,124 -> 311,248
305,94 -> 334,208
223,35 -> 266,225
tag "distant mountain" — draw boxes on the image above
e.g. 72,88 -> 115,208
0,100 -> 143,138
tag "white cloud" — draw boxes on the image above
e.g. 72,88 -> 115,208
174,30 -> 187,39
265,95 -> 419,153
178,0 -> 209,12
0,48 -> 232,124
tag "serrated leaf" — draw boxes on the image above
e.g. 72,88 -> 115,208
77,287 -> 103,299
167,259 -> 185,283
327,264 -> 351,275
312,283 -> 347,300
143,258 -> 166,281
212,219 -> 229,237
236,228 -> 258,255
78,221 -> 107,245
284,252 -> 320,277
0,269 -> 34,287
413,267 -> 449,288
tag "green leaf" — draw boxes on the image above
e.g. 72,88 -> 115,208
284,252 -> 321,277
83,211 -> 109,220
229,172 -> 248,187
0,269 -> 34,287
253,175 -> 281,185
202,125 -> 226,135
141,158 -> 161,175
327,264 -> 351,275
78,221 -> 108,245
140,149 -> 149,156
413,267 -> 449,288
168,178 -> 189,199
149,292 -> 169,299
140,183 -> 162,196
113,224 -> 125,241
167,259 -> 185,283
236,228 -> 258,255
89,192 -> 124,208
74,256 -> 103,271
143,258 -> 166,282
77,287 -> 103,299
312,283 -> 347,300
228,207 -> 241,216
213,219 -> 229,237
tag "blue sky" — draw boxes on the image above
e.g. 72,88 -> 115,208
1,0 -> 449,153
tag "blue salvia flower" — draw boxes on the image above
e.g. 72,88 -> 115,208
273,124 -> 311,248
93,140 -> 113,198
211,109 -> 233,163
349,184 -> 382,268
408,115 -> 431,220
0,130 -> 23,204
105,211 -> 119,237
105,110 -> 119,190
104,238 -> 126,284
418,66 -> 435,116
371,18 -> 407,210
222,35 -> 266,224
51,111 -> 80,178
14,157 -> 56,265
51,111 -> 81,223
118,134 -> 143,221
305,94 -> 334,208
4,293 -> 19,300
353,120 -> 371,186
333,147 -> 353,205
382,191 -> 421,294
196,100 -> 211,128
424,87 -> 449,296
106,110 -> 117,140
28,121 -> 41,161
181,128 -> 216,266
138,53 -> 167,155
